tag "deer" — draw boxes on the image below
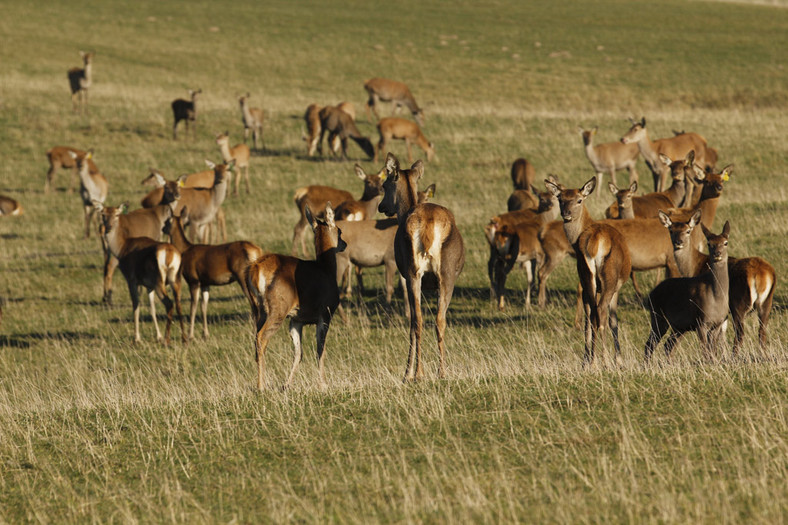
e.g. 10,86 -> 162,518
238,93 -> 264,151
171,89 -> 201,140
0,195 -> 23,216
69,150 -> 108,239
215,131 -> 251,196
374,117 -> 434,163
659,209 -> 776,355
378,153 -> 465,381
246,203 -> 346,391
67,51 -> 94,113
605,151 -> 693,219
546,178 -> 632,365
291,165 -> 383,256
303,103 -> 323,156
140,167 -> 227,243
164,209 -> 263,340
364,78 -> 423,125
621,117 -> 709,192
319,105 -> 375,160
578,126 -> 640,190
45,146 -> 100,194
99,203 -> 186,345
644,221 -> 731,362
506,158 -> 539,211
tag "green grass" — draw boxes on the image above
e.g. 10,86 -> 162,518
1,0 -> 788,522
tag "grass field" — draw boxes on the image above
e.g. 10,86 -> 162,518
1,0 -> 788,522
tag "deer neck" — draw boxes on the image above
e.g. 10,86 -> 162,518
665,178 -> 686,206
360,195 -> 382,219
708,253 -> 729,302
104,223 -> 128,259
582,141 -> 599,165
563,205 -> 593,246
395,180 -> 420,223
218,142 -> 233,162
83,61 -> 93,85
211,176 -> 229,208
673,242 -> 708,278
170,218 -> 193,252
241,102 -> 254,124
697,196 -> 719,229
633,131 -> 660,172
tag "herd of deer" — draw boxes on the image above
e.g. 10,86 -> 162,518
0,51 -> 777,389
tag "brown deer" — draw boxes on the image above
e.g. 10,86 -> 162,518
332,164 -> 384,221
99,203 -> 186,344
319,105 -> 375,159
578,126 -> 640,189
171,89 -> 201,140
364,78 -> 424,125
291,166 -> 382,255
215,131 -> 251,196
67,51 -> 94,113
238,93 -> 264,151
659,210 -> 776,355
546,178 -> 632,365
246,203 -> 346,390
506,158 -> 539,211
378,153 -> 465,381
374,117 -> 434,163
644,222 -> 731,362
303,103 -> 323,156
665,164 -> 733,244
621,117 -> 708,192
45,146 -> 100,194
164,209 -> 263,339
69,150 -> 108,238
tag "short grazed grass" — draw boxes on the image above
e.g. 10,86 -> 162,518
0,0 -> 787,522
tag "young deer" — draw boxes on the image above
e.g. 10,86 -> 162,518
246,203 -> 346,390
364,78 -> 424,126
644,222 -> 731,362
291,166 -> 382,255
319,105 -> 375,159
172,89 -> 201,140
659,210 -> 776,355
378,153 -> 465,381
374,117 -> 435,163
621,117 -> 708,192
546,178 -> 632,365
0,195 -> 23,216
100,203 -> 186,344
164,209 -> 263,339
238,93 -> 264,151
215,131 -> 251,196
69,150 -> 108,238
67,51 -> 94,113
45,146 -> 99,194
578,126 -> 640,189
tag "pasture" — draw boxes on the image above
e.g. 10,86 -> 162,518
1,0 -> 788,521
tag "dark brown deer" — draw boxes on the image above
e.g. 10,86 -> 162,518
172,89 -> 201,140
364,78 -> 424,125
67,51 -> 94,113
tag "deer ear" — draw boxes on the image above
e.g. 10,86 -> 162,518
591,126 -> 598,134
640,117 -> 646,127
69,151 -> 77,160
608,182 -> 618,195
658,210 -> 671,229
120,202 -> 129,215
659,154 -> 672,167
721,165 -> 733,181
325,202 -> 335,226
629,181 -> 638,193
385,153 -> 399,176
354,164 -> 366,180
545,179 -> 561,197
722,221 -> 731,238
693,165 -> 706,182
690,208 -> 702,228
685,150 -> 695,165
701,223 -> 712,239
177,175 -> 186,188
205,160 -> 216,169
581,178 -> 596,197
411,160 -> 424,180
424,184 -> 435,198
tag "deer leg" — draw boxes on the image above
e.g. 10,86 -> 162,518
201,287 -> 210,339
148,289 -> 163,342
355,266 -> 365,298
730,308 -> 745,358
104,254 -> 118,305
127,282 -> 142,343
608,291 -> 621,362
400,276 -> 409,319
524,258 -> 534,309
435,277 -> 455,380
45,163 -> 58,194
404,275 -> 422,382
255,313 -> 284,391
244,165 -> 251,194
662,331 -> 684,360
243,126 -> 250,144
405,139 -> 413,163
757,291 -> 774,351
155,284 -> 175,346
187,282 -> 200,340
384,260 -> 396,305
284,320 -> 304,389
170,275 -> 186,344
574,282 -> 583,330
315,315 -> 331,387
83,205 -> 93,238
375,137 -> 385,164
629,271 -> 644,302
173,119 -> 179,140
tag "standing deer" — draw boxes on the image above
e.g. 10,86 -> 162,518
507,158 -> 539,211
238,93 -> 264,151
578,126 -> 640,189
246,203 -> 346,390
644,222 -> 731,362
319,105 -> 375,159
374,117 -> 434,163
172,89 -> 201,140
99,203 -> 186,344
215,131 -> 251,196
546,178 -> 632,365
659,210 -> 776,355
333,165 -> 384,221
378,153 -> 465,381
0,195 -> 23,216
45,146 -> 99,194
67,51 -> 94,113
164,209 -> 263,339
69,150 -> 108,238
364,78 -> 424,126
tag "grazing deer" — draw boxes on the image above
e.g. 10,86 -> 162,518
378,153 -> 465,381
644,222 -> 731,362
99,203 -> 186,344
364,78 -> 424,126
621,117 -> 708,192
578,126 -> 640,189
171,89 -> 201,140
164,209 -> 263,339
546,178 -> 632,365
45,146 -> 100,194
161,160 -> 232,244
374,117 -> 435,163
659,210 -> 776,355
238,93 -> 265,151
0,195 -> 23,216
319,105 -> 375,159
246,203 -> 346,390
291,165 -> 382,255
215,131 -> 251,196
67,51 -> 94,113
69,150 -> 108,238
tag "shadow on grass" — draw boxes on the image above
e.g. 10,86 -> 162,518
0,331 -> 99,348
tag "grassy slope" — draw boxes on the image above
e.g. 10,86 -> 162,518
0,0 -> 787,521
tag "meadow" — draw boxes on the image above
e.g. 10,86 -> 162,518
1,0 -> 788,521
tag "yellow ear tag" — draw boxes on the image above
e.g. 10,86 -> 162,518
722,172 -> 729,182
86,152 -> 92,160
178,180 -> 185,188
380,172 -> 387,182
